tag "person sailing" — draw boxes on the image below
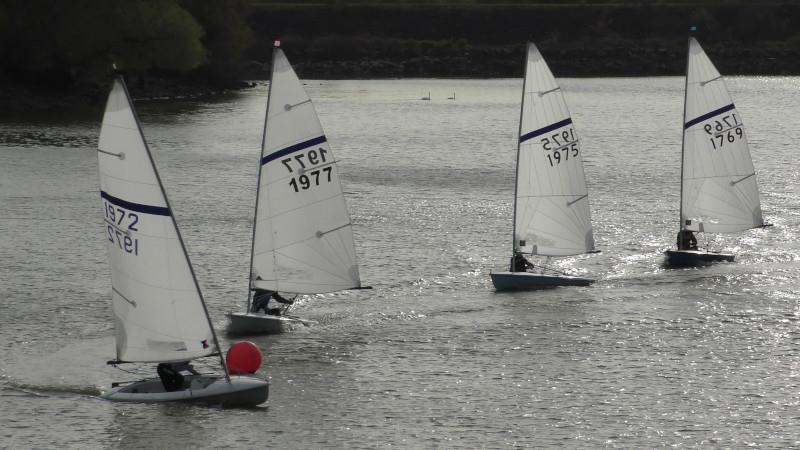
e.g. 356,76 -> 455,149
511,251 -> 535,272
677,229 -> 698,250
251,289 -> 294,316
156,361 -> 199,392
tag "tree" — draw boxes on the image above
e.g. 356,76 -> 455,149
180,0 -> 253,83
0,0 -> 206,82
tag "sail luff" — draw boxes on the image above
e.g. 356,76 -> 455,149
245,44 -> 279,313
678,34 -> 691,248
511,42 -> 532,260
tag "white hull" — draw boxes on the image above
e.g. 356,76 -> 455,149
227,312 -> 315,336
491,271 -> 595,290
102,374 -> 268,406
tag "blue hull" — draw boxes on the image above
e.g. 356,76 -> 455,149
664,249 -> 735,267
490,271 -> 594,291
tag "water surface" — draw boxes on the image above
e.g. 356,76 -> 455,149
1,77 -> 799,448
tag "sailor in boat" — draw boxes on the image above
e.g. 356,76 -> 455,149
156,361 -> 199,392
511,251 -> 535,272
676,229 -> 698,251
252,288 -> 294,316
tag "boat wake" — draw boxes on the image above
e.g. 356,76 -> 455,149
1,377 -> 103,398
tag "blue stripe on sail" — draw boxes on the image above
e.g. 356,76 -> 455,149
684,103 -> 736,129
101,191 -> 170,216
519,118 -> 573,144
262,135 -> 327,166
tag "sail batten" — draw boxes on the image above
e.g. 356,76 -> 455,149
250,48 -> 362,295
512,43 -> 595,257
97,78 -> 217,364
680,37 -> 764,234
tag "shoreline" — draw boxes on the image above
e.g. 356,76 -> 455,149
4,1 -> 800,113
1,63 -> 796,115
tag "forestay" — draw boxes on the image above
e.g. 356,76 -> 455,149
97,79 -> 215,363
514,43 -> 595,257
681,37 -> 764,233
252,48 -> 362,294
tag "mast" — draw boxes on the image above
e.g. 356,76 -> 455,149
677,30 -> 692,249
510,43 -> 532,262
245,41 -> 280,313
118,75 -> 230,380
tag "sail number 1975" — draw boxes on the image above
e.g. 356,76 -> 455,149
540,127 -> 579,167
281,147 -> 334,193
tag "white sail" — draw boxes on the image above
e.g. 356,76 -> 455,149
97,79 -> 216,363
681,37 -> 763,233
251,48 -> 362,294
513,43 -> 595,257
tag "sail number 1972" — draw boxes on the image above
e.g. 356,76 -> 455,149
281,147 -> 334,193
103,201 -> 139,255
540,127 -> 579,167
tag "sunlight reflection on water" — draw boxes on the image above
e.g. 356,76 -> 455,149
1,76 -> 799,448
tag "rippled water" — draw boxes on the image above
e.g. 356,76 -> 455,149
1,77 -> 799,448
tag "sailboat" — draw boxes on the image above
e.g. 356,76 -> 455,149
664,35 -> 766,266
228,41 -> 366,335
97,75 -> 268,405
490,42 -> 597,290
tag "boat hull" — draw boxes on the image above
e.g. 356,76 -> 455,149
664,249 -> 735,267
227,312 -> 314,336
490,271 -> 595,290
102,375 -> 268,406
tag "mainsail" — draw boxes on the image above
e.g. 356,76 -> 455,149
680,37 -> 764,234
97,78 -> 216,363
513,43 -> 595,257
250,47 -> 362,295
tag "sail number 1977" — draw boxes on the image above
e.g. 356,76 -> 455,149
281,147 -> 334,193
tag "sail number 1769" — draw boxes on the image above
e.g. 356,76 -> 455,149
703,113 -> 743,150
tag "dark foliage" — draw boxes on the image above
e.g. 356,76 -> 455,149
2,1 -> 799,111
245,2 -> 800,78
0,0 -> 253,111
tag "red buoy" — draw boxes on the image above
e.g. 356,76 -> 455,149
226,341 -> 263,375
